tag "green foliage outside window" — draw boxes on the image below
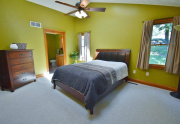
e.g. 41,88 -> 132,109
149,45 -> 169,65
149,23 -> 172,65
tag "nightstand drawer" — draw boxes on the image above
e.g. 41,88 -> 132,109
9,51 -> 32,58
10,57 -> 33,65
11,63 -> 34,72
12,68 -> 35,79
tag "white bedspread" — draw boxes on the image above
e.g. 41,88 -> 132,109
86,60 -> 128,83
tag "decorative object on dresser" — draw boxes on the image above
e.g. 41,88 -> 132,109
0,49 -> 36,92
10,43 -> 27,50
10,43 -> 18,50
15,43 -> 27,50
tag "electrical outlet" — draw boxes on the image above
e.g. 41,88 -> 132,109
146,72 -> 149,76
133,70 -> 136,74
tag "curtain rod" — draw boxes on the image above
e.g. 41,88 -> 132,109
77,31 -> 91,34
142,17 -> 174,23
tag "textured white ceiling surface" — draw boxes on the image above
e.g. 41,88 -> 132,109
27,0 -> 180,16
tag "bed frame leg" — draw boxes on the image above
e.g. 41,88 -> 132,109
1,86 -> 4,91
90,109 -> 93,115
53,81 -> 56,89
125,77 -> 128,82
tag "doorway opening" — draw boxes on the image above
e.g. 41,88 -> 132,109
44,29 -> 66,73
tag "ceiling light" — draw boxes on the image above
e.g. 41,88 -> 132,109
75,11 -> 82,18
75,10 -> 87,18
81,10 -> 87,18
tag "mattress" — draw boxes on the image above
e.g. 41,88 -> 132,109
85,60 -> 128,82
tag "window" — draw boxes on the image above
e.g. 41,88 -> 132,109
78,32 -> 91,62
81,35 -> 85,60
149,18 -> 173,69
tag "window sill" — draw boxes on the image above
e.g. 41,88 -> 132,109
149,64 -> 165,70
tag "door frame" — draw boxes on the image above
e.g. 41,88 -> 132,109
43,28 -> 66,72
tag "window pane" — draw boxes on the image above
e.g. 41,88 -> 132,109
82,36 -> 84,46
149,45 -> 169,65
151,23 -> 172,45
82,46 -> 84,58
149,23 -> 172,65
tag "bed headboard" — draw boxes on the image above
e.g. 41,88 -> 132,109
95,49 -> 131,66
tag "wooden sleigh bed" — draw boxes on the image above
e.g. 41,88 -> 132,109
52,49 -> 131,115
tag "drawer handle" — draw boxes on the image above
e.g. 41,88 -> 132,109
20,60 -> 24,62
21,66 -> 25,68
19,53 -> 24,56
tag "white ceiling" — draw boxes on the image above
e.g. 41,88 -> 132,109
27,0 -> 180,16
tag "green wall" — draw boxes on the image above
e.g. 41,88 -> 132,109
46,34 -> 61,61
75,3 -> 180,89
0,0 -> 77,75
0,0 -> 180,89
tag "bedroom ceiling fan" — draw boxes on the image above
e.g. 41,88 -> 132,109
55,0 -> 106,18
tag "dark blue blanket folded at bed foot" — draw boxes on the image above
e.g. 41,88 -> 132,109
52,64 -> 117,110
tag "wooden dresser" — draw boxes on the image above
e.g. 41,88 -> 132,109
0,50 -> 36,92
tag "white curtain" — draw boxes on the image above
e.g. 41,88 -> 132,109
84,32 -> 91,61
78,33 -> 83,61
78,32 -> 91,62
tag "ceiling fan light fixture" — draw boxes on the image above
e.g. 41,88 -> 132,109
81,10 -> 87,18
55,0 -> 106,19
75,11 -> 82,18
75,10 -> 87,18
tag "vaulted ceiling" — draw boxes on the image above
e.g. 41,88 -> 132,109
27,0 -> 180,16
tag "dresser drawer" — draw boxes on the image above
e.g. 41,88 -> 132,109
12,68 -> 35,79
9,51 -> 32,58
11,63 -> 34,72
13,75 -> 35,89
10,57 -> 33,65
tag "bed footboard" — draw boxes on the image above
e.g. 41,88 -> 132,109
53,80 -> 94,115
52,77 -> 127,115
53,80 -> 85,102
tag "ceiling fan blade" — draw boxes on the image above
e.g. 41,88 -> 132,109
80,0 -> 90,8
86,7 -> 106,12
55,1 -> 77,8
65,10 -> 78,15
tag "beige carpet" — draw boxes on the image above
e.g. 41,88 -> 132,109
0,77 -> 180,124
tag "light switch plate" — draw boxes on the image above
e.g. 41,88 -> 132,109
146,72 -> 149,76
